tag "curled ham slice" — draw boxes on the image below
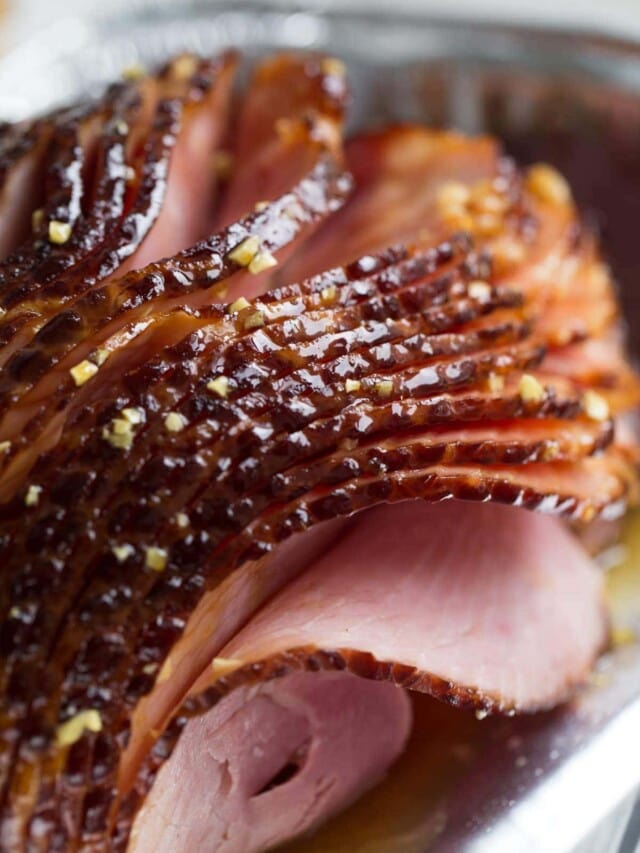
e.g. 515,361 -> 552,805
131,500 -> 606,852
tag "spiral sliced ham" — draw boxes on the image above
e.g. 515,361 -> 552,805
0,51 -> 637,852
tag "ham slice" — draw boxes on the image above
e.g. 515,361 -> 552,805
131,500 -> 606,852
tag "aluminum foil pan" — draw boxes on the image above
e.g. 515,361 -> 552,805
1,3 -> 639,851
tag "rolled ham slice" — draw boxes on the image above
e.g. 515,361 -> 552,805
131,499 -> 606,852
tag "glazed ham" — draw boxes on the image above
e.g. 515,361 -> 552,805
0,52 -> 637,852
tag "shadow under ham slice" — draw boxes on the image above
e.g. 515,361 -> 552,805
130,499 -> 606,852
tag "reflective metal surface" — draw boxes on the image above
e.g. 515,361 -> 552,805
1,3 -> 639,851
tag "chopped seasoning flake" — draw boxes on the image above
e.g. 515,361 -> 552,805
124,165 -> 136,183
248,251 -> 278,275
436,181 -> 470,212
254,200 -> 269,212
582,389 -> 610,421
91,348 -> 110,366
121,406 -> 146,425
70,359 -> 99,387
518,373 -> 545,403
375,379 -> 394,397
121,62 -> 146,80
145,546 -> 168,572
243,310 -> 265,330
142,663 -> 159,676
175,512 -> 190,529
526,164 -> 571,206
207,375 -> 230,398
487,373 -> 505,394
56,709 -> 102,748
320,284 -> 337,305
229,296 -> 251,314
48,220 -> 72,245
164,411 -> 188,433
114,119 -> 129,136
8,606 -> 21,619
227,236 -> 260,267
320,57 -> 346,77
172,54 -> 199,81
31,208 -> 44,232
474,708 -> 489,721
345,379 -> 361,393
25,485 -> 42,507
467,280 -> 491,301
112,543 -> 135,563
211,657 -> 244,678
102,417 -> 135,450
0,440 -> 10,454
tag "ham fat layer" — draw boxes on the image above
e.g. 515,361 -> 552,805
0,51 -> 637,852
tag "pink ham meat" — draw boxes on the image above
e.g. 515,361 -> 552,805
131,674 -> 411,853
131,500 -> 606,852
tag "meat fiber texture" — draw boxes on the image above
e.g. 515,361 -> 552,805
0,51 -> 637,852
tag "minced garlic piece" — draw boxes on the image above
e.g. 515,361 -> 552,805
207,375 -> 230,398
254,200 -> 269,212
582,389 -> 610,421
467,280 -> 491,301
243,310 -> 265,330
345,379 -> 361,393
48,220 -> 72,245
375,379 -> 393,397
92,348 -> 110,366
320,57 -> 346,77
0,440 -> 10,454
124,165 -> 136,183
121,406 -> 145,425
487,372 -> 504,393
227,236 -> 260,267
145,546 -> 168,572
175,512 -> 190,529
25,485 -> 42,507
112,543 -> 135,563
70,359 -> 99,387
211,657 -> 244,679
142,663 -> 159,676
229,296 -> 251,314
102,417 -> 136,450
172,54 -> 199,81
518,373 -> 545,403
320,285 -> 337,305
164,412 -> 188,433
436,182 -> 470,211
115,119 -> 129,136
122,62 -> 146,80
526,164 -> 571,206
56,709 -> 102,747
248,251 -> 277,275
112,418 -> 133,436
31,208 -> 44,232
8,606 -> 21,619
